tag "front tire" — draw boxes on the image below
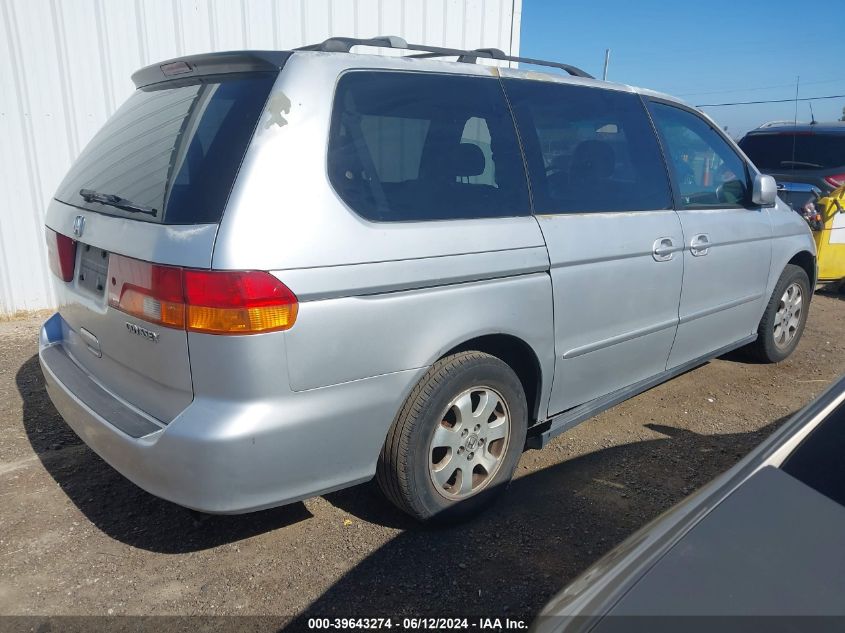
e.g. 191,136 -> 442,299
748,264 -> 811,363
376,351 -> 528,523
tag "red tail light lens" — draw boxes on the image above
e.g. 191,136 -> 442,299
107,254 -> 298,334
46,228 -> 77,282
824,174 -> 845,189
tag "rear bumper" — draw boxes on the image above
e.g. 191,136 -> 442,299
39,312 -> 422,513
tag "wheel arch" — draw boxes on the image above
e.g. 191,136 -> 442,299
787,250 -> 817,288
440,333 -> 545,426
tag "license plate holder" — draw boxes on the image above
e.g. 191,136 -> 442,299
77,243 -> 109,298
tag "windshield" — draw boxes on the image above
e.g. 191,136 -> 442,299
54,73 -> 276,224
739,132 -> 845,171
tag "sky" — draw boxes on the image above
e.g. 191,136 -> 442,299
519,0 -> 845,139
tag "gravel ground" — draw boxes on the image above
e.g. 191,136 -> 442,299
1,291 -> 844,629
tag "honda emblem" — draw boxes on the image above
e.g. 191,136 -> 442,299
73,215 -> 85,238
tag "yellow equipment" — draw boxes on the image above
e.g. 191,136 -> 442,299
812,186 -> 845,283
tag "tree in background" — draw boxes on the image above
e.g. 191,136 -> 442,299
841,106 -> 845,121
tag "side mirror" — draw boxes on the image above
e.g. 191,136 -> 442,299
751,174 -> 777,207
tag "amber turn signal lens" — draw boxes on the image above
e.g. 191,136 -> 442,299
186,304 -> 298,334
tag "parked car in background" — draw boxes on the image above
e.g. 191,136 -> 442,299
38,36 -> 816,523
533,373 -> 845,632
738,122 -> 845,213
738,120 -> 845,285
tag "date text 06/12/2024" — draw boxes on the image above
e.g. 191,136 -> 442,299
306,617 -> 529,630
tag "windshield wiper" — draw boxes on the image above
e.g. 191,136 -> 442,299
779,160 -> 823,168
79,189 -> 158,217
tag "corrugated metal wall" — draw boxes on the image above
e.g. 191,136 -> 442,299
0,0 -> 521,316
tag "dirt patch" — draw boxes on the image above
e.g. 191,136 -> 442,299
1,291 -> 844,624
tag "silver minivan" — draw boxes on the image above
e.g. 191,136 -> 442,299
39,37 -> 816,522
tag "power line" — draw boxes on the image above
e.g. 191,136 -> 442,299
696,93 -> 845,107
678,82 -> 799,97
675,76 -> 845,97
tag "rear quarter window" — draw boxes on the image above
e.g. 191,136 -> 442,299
55,73 -> 276,224
327,71 -> 530,222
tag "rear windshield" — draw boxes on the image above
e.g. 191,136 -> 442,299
739,132 -> 845,171
54,73 -> 276,224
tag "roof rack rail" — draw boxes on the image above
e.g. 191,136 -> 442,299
757,120 -> 802,128
295,35 -> 594,79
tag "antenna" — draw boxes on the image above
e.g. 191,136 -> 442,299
602,49 -> 611,81
809,101 -> 816,125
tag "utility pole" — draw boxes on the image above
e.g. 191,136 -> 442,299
602,49 -> 611,81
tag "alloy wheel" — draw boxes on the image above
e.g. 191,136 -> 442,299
774,281 -> 803,349
428,387 -> 511,500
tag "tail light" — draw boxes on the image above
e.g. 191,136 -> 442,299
107,254 -> 298,334
184,270 -> 298,334
824,174 -> 845,188
46,228 -> 77,282
107,255 -> 185,328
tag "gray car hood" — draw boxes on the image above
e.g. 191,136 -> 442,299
593,466 -> 845,626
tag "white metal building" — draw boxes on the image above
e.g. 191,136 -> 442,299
0,0 -> 522,316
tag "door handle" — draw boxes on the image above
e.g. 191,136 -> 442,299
690,234 -> 711,256
652,237 -> 676,262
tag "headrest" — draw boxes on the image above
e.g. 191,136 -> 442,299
571,140 -> 615,179
451,143 -> 486,178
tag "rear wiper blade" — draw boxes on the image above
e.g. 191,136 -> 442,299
779,160 -> 823,168
79,189 -> 158,217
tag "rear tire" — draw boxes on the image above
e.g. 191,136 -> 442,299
748,264 -> 811,363
376,351 -> 527,523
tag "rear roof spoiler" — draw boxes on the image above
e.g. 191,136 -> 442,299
131,51 -> 292,88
